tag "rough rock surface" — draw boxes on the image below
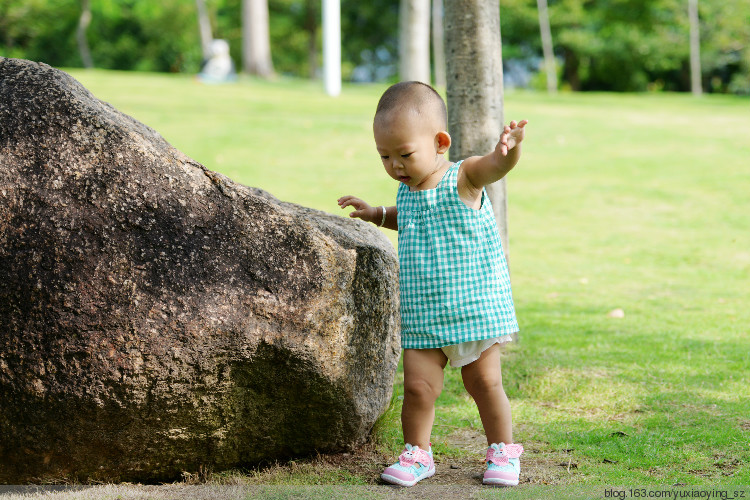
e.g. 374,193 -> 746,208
0,58 -> 400,483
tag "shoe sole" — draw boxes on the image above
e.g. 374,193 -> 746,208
381,467 -> 435,487
483,477 -> 519,486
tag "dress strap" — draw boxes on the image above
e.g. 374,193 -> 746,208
438,160 -> 462,195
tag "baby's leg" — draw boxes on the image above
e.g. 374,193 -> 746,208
460,343 -> 513,445
401,348 -> 448,449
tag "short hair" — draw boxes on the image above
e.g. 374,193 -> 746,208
375,81 -> 447,129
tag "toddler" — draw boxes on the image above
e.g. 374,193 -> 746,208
338,81 -> 527,487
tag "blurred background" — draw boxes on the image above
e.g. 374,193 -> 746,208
1,0 -> 749,94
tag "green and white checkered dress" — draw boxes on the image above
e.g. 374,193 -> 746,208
397,161 -> 519,349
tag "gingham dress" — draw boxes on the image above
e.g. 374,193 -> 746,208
397,161 -> 519,349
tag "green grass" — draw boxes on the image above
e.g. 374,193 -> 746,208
66,70 -> 387,225
67,69 -> 750,486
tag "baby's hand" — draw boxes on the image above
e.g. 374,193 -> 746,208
338,195 -> 376,223
496,119 -> 528,156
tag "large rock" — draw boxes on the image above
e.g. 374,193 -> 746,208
0,58 -> 400,483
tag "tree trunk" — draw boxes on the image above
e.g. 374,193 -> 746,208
537,0 -> 557,93
444,0 -> 509,260
195,0 -> 213,61
305,0 -> 318,79
76,0 -> 93,69
399,0 -> 431,83
688,0 -> 702,96
242,0 -> 274,77
432,0 -> 446,88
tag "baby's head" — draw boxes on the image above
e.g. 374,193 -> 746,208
374,81 -> 447,132
373,82 -> 451,186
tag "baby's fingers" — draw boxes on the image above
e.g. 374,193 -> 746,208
499,125 -> 511,144
338,196 -> 359,208
338,196 -> 372,221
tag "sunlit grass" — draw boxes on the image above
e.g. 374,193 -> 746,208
67,69 -> 750,485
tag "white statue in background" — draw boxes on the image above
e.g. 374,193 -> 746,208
198,39 -> 237,83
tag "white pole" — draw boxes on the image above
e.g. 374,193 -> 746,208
322,0 -> 341,97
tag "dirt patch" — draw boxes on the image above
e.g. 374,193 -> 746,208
434,426 -> 577,486
234,427 -> 576,489
712,452 -> 743,478
0,435 -> 579,499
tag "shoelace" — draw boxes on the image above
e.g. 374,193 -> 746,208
486,443 -> 524,466
398,446 -> 431,468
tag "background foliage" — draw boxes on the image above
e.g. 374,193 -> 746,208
500,0 -> 750,93
1,0 -> 749,91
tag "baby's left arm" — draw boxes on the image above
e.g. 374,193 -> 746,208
460,120 -> 528,190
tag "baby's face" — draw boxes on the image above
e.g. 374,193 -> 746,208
374,111 -> 445,191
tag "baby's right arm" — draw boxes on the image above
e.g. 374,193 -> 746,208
337,196 -> 397,231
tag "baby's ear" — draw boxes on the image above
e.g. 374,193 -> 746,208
436,131 -> 451,154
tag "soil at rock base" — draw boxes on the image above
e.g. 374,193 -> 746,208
237,426 -> 575,494
0,422 -> 575,499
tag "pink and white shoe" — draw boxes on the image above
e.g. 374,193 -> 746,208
381,443 -> 435,487
483,442 -> 524,486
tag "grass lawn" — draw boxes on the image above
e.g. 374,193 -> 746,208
67,69 -> 750,487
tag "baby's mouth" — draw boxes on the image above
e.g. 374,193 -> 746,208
398,175 -> 411,182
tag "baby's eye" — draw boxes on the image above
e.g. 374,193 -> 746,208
380,155 -> 389,160
401,153 -> 413,158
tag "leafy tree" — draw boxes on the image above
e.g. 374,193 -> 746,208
1,0 -> 748,92
341,0 -> 399,81
551,0 -> 688,91
88,1 -> 202,72
0,0 -> 80,66
499,0 -> 750,93
0,0 -> 203,72
698,0 -> 750,94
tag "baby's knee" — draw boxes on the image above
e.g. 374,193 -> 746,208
403,377 -> 442,402
464,372 -> 503,397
